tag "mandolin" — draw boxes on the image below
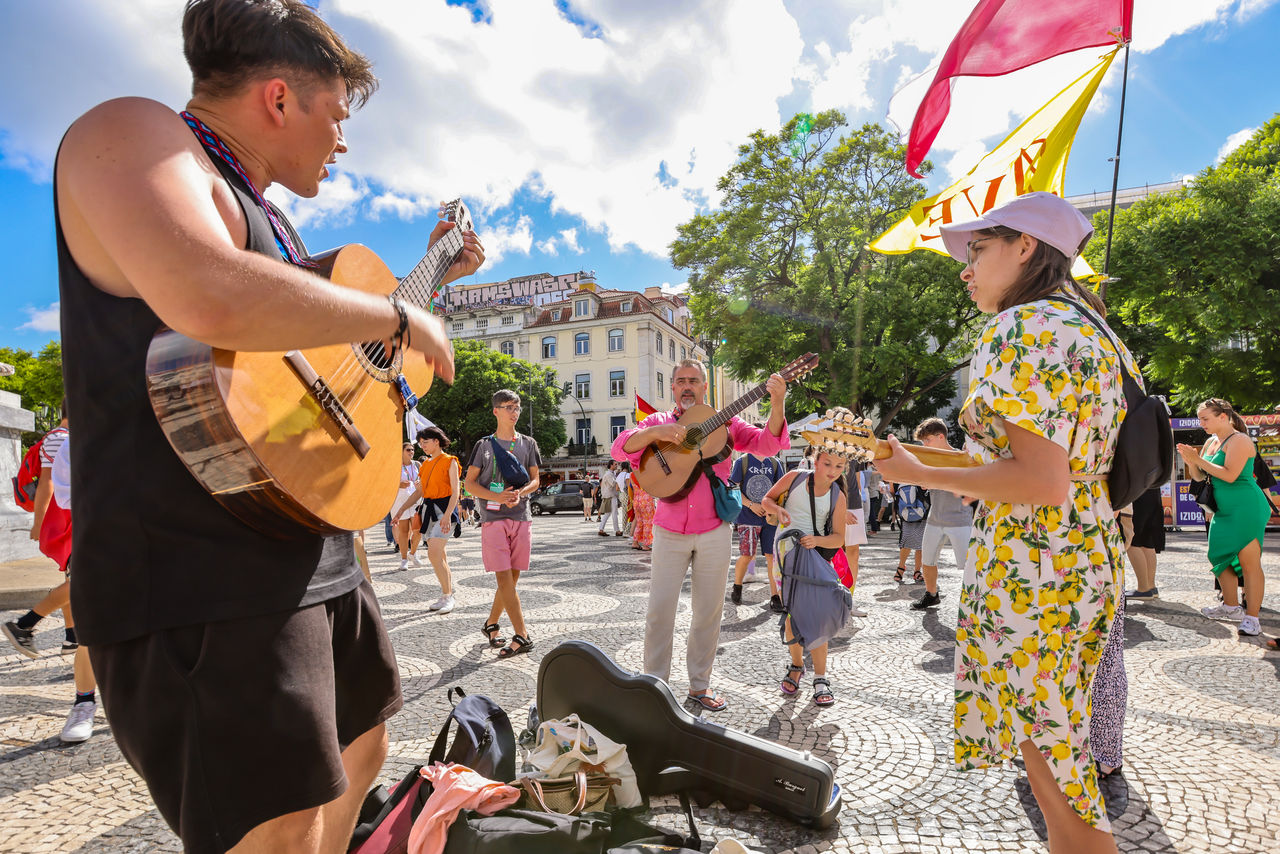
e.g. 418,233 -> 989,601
632,353 -> 818,499
145,200 -> 474,537
800,407 -> 979,468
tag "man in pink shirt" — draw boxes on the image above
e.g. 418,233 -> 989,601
612,359 -> 789,711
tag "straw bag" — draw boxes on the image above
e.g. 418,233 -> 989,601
517,770 -> 621,815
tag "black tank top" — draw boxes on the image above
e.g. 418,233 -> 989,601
58,138 -> 362,646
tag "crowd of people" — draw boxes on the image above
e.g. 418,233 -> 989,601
2,3 -> 1273,853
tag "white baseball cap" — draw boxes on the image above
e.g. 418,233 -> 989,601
938,191 -> 1094,264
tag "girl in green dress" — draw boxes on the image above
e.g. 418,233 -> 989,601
1177,398 -> 1270,637
876,192 -> 1128,854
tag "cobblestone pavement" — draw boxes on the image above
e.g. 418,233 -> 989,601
1,517 -> 1277,853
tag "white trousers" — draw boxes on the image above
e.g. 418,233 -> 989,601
645,524 -> 732,693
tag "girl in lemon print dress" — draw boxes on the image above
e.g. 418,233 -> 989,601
874,193 -> 1134,854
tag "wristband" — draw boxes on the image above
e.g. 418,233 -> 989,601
388,295 -> 410,353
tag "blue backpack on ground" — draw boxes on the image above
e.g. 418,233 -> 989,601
776,530 -> 852,652
896,485 -> 930,523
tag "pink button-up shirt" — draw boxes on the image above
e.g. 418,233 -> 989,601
612,410 -> 789,535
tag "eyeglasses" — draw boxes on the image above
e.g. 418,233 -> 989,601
966,237 -> 997,266
498,404 -> 522,413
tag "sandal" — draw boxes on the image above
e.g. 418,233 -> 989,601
498,633 -> 533,658
813,677 -> 835,707
481,622 -> 506,648
913,568 -> 924,584
893,566 -> 906,584
688,690 -> 727,712
780,664 -> 805,695
1266,638 -> 1280,651
1096,761 -> 1122,779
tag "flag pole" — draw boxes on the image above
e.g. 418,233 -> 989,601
1100,40 -> 1131,294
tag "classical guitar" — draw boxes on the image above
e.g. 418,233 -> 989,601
145,200 -> 474,536
633,353 -> 818,499
800,407 -> 979,468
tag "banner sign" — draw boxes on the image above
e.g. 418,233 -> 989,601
1173,480 -> 1206,528
1170,418 -> 1200,430
444,271 -> 586,313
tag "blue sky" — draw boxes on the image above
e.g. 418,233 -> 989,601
1,0 -> 1277,353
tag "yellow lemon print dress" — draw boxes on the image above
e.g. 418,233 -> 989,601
955,298 -> 1136,830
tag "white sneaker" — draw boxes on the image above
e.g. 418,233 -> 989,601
850,604 -> 868,618
744,567 -> 758,583
410,552 -> 422,568
398,558 -> 409,571
429,595 -> 455,614
60,700 -> 95,744
1239,615 -> 1262,636
1201,603 -> 1245,621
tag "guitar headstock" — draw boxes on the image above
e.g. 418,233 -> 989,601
798,407 -> 878,462
778,352 -> 819,383
439,199 -> 474,233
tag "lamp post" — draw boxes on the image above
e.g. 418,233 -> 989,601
562,381 -> 590,477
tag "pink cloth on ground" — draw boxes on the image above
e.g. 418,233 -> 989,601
407,763 -> 521,854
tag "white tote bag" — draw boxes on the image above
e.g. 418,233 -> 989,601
525,713 -> 642,808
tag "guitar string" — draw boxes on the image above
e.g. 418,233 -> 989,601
329,228 -> 463,413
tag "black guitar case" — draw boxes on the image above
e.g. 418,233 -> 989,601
535,640 -> 841,829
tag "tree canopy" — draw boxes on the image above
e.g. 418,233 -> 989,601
0,342 -> 63,445
416,339 -> 566,462
671,111 -> 981,433
1086,114 -> 1280,413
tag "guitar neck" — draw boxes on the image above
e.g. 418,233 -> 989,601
393,227 -> 466,311
701,383 -> 768,433
880,441 -> 977,468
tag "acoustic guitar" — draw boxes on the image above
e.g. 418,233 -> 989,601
800,407 -> 979,468
633,353 -> 818,499
145,200 -> 474,536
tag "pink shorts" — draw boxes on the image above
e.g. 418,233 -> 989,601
480,519 -> 532,572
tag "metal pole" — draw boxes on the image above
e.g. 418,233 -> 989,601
1101,41 -> 1131,294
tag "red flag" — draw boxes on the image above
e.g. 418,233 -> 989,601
905,0 -> 1132,178
634,392 -> 657,423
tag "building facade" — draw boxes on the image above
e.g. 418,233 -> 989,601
443,273 -> 760,474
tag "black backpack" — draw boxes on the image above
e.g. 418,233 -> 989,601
429,686 -> 517,781
1058,298 -> 1173,509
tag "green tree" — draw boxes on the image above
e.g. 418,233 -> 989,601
415,340 -> 566,461
1087,114 -> 1280,412
672,111 -> 981,434
0,341 -> 64,445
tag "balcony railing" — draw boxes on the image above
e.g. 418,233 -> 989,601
565,441 -> 598,456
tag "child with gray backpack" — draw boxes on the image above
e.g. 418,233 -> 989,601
761,450 -> 850,707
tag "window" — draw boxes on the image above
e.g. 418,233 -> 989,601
575,298 -> 590,317
575,331 -> 590,356
610,415 -> 626,441
576,418 -> 592,445
608,328 -> 624,352
609,370 -> 625,397
575,372 -> 591,399
665,308 -> 674,323
501,314 -> 515,326
657,372 -> 664,398
552,309 -> 562,320
475,318 -> 488,330
681,345 -> 687,360
545,484 -> 562,495
621,300 -> 632,312
656,331 -> 663,352
500,340 -> 514,356
669,340 -> 675,360
451,321 -> 463,332
542,336 -> 557,359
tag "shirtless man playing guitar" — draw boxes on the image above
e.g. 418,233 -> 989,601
56,2 -> 482,851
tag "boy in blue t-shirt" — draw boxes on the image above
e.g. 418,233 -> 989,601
728,452 -> 783,611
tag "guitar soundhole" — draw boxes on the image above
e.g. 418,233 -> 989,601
684,427 -> 702,448
352,340 -> 402,383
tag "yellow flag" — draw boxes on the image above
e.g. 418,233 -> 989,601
872,49 -> 1118,279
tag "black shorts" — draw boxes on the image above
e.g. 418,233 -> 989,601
89,581 -> 402,854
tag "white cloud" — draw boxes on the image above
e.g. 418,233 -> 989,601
559,228 -> 581,254
1216,126 -> 1257,163
18,302 -> 60,334
483,215 -> 535,266
660,281 -> 689,296
266,173 -> 369,230
536,235 -> 559,254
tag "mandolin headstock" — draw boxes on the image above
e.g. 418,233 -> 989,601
798,407 -> 879,462
439,199 -> 474,233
